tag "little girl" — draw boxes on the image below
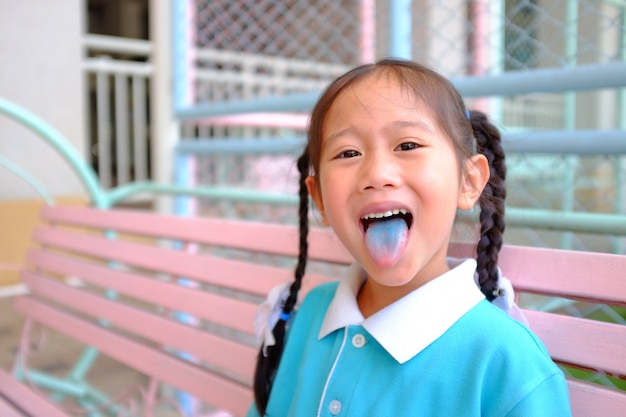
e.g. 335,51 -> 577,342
248,59 -> 572,416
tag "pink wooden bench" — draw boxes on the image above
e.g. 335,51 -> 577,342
1,205 -> 625,417
0,368 -> 71,417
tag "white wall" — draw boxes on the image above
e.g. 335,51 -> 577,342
0,0 -> 86,201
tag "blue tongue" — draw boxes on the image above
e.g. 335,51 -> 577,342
364,217 -> 409,267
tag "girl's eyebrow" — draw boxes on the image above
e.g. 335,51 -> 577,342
383,120 -> 435,134
323,126 -> 355,144
323,120 -> 434,144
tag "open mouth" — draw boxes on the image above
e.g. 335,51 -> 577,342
361,209 -> 413,232
361,208 -> 413,267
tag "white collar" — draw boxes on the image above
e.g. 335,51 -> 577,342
318,259 -> 485,364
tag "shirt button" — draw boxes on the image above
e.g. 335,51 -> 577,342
329,399 -> 342,415
352,333 -> 366,348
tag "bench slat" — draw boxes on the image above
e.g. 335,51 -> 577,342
13,296 -> 252,417
11,205 -> 623,415
500,246 -> 626,306
27,249 -> 260,334
27,249 -> 331,336
0,368 -> 69,417
0,400 -> 23,417
22,271 -> 258,380
568,379 -> 626,417
40,205 -> 352,264
0,399 -> 22,417
450,243 -> 626,306
524,309 -> 626,377
32,227 -> 331,298
39,206 -> 626,302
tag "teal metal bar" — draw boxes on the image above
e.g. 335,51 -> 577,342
77,399 -> 106,417
67,347 -> 101,381
17,369 -> 87,397
176,91 -> 321,120
176,130 -> 626,156
107,181 -> 626,236
0,155 -> 54,205
502,130 -> 626,154
458,207 -> 626,236
105,182 -> 298,208
176,137 -> 306,155
0,97 -> 106,208
174,61 -> 626,118
453,61 -> 626,97
81,383 -> 123,417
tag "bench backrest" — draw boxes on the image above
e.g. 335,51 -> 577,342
448,243 -> 626,416
17,205 -> 349,416
17,205 -> 626,417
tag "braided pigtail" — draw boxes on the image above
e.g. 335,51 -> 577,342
469,110 -> 507,301
253,149 -> 310,414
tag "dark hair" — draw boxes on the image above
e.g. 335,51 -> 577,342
253,58 -> 506,414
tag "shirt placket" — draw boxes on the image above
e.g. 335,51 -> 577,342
317,325 -> 369,417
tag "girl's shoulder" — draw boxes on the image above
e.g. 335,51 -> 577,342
288,281 -> 340,323
297,280 -> 340,315
283,281 -> 340,347
457,301 -> 571,415
465,299 -> 553,359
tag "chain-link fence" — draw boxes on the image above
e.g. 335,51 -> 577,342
172,0 -> 626,401
179,0 -> 626,247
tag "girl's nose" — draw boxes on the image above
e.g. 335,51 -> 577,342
359,152 -> 400,191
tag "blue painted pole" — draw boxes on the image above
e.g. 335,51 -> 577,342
172,1 -> 199,413
560,0 -> 579,250
172,0 -> 190,114
389,0 -> 412,59
615,3 -> 626,254
173,150 -> 198,417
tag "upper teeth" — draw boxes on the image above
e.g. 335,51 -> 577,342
362,209 -> 407,220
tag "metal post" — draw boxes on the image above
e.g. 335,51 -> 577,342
560,0 -> 579,250
389,0 -> 412,59
96,65 -> 111,189
360,0 -> 376,63
615,2 -> 626,254
488,0 -> 505,123
151,0 -> 180,213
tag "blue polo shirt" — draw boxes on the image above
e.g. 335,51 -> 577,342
247,260 -> 572,417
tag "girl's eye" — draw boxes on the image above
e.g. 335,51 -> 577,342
396,142 -> 420,151
334,149 -> 361,159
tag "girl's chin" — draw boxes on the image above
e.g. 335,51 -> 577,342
362,262 -> 417,286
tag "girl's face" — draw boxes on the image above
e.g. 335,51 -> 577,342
306,73 -> 487,304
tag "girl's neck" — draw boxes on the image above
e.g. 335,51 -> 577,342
357,280 -> 398,318
356,277 -> 420,318
356,265 -> 450,318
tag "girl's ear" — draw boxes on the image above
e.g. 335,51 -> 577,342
305,176 -> 330,226
458,154 -> 490,210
